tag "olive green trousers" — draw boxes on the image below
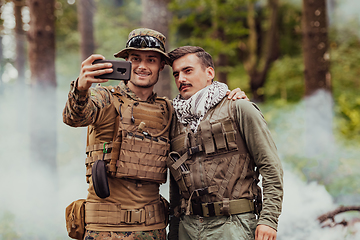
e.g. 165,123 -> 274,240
178,213 -> 258,240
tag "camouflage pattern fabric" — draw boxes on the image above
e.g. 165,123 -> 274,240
63,80 -> 157,127
83,229 -> 166,240
127,28 -> 166,48
113,28 -> 169,64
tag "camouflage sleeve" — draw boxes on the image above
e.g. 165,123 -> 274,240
62,80 -> 113,127
235,100 -> 284,231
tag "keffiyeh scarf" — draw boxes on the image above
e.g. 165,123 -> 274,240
173,81 -> 229,132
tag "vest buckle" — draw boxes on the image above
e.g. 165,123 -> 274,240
124,209 -> 144,224
194,187 -> 209,197
188,145 -> 203,155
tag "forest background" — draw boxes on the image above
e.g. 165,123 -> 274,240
0,0 -> 359,239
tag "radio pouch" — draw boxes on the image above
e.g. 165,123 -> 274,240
65,199 -> 86,240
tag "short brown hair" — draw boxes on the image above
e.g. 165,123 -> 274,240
168,46 -> 214,70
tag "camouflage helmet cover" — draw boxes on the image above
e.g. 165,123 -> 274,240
114,28 -> 170,64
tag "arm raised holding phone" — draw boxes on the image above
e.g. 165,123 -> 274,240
77,54 -> 113,91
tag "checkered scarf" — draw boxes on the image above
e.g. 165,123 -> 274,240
173,81 -> 228,132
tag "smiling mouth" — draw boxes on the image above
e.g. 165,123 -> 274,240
135,71 -> 151,77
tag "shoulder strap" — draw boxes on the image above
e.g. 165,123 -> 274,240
152,97 -> 173,137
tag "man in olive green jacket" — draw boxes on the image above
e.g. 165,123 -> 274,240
167,46 -> 284,240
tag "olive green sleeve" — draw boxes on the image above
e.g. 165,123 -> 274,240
235,100 -> 284,231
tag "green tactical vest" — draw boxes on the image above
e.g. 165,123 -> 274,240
169,97 -> 261,203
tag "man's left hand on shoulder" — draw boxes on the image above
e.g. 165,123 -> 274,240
226,88 -> 249,101
255,224 -> 277,240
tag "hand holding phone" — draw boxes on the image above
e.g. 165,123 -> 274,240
93,59 -> 132,81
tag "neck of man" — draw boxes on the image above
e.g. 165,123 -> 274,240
127,81 -> 154,101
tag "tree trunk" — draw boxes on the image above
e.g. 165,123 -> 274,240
302,0 -> 334,160
141,0 -> 173,99
0,2 -> 4,93
216,53 -> 228,84
77,0 -> 95,61
14,0 -> 27,85
27,0 -> 57,172
28,0 -> 56,87
244,0 -> 279,102
302,0 -> 331,96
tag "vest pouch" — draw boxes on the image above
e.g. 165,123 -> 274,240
167,152 -> 190,197
65,199 -> 86,240
117,132 -> 168,183
222,119 -> 238,151
92,160 -> 110,198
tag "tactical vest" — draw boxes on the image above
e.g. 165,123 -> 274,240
168,98 -> 262,216
85,87 -> 172,184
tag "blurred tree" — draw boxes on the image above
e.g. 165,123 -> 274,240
77,0 -> 95,61
245,0 -> 280,102
302,0 -> 331,96
13,0 -> 26,84
28,0 -> 56,87
141,0 -> 172,99
244,0 -> 280,102
0,1 -> 4,92
170,0 -> 281,102
55,0 -> 79,55
28,0 -> 57,172
170,0 -> 248,84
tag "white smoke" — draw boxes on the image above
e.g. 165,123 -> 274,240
277,169 -> 360,240
266,89 -> 360,240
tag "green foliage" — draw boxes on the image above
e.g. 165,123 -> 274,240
55,0 -> 79,55
94,0 -> 142,58
330,37 -> 360,141
264,55 -> 304,102
277,3 -> 302,56
227,64 -> 250,94
169,0 -> 248,62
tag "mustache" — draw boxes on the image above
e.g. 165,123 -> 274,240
179,83 -> 192,91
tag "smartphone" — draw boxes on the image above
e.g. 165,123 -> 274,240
93,59 -> 132,81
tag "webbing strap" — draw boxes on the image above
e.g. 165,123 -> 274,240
206,160 -> 219,185
133,111 -> 164,124
122,142 -> 168,156
232,155 -> 251,198
201,198 -> 254,217
171,135 -> 187,153
86,142 -> 116,154
119,155 -> 167,168
200,121 -> 216,154
116,167 -> 166,181
122,117 -> 164,130
86,153 -> 112,165
216,155 -> 239,200
85,202 -> 165,225
171,152 -> 189,170
212,122 -> 227,150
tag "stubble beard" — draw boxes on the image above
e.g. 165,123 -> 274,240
130,71 -> 160,89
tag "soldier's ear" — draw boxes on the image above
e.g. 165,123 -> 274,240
206,67 -> 215,84
159,60 -> 165,71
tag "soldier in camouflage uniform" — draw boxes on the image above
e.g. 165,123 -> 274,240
63,28 -> 172,240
